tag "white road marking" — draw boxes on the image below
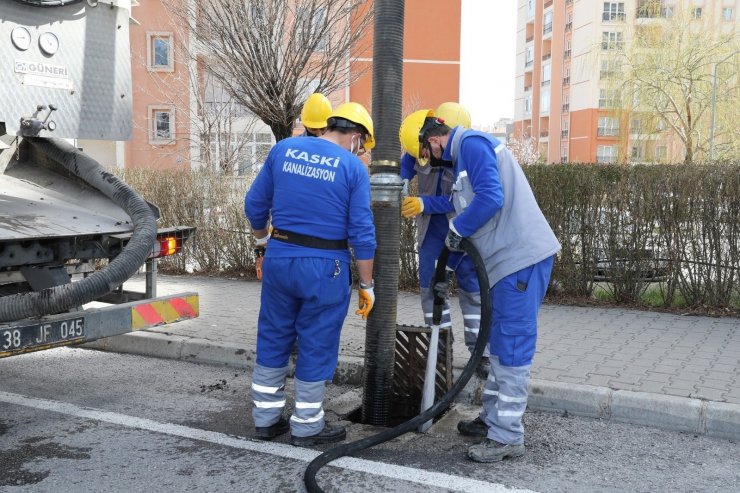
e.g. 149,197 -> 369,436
0,390 -> 537,493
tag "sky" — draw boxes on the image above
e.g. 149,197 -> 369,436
460,0 -> 517,127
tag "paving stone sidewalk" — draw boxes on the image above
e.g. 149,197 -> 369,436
87,274 -> 740,440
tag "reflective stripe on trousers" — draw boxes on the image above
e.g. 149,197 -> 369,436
480,355 -> 531,445
291,377 -> 326,437
420,287 -> 484,355
251,363 -> 289,428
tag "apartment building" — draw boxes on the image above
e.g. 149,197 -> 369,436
108,0 -> 459,171
514,0 -> 739,164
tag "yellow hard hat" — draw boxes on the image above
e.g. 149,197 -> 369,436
399,109 -> 435,159
327,102 -> 375,150
435,102 -> 471,128
301,93 -> 333,129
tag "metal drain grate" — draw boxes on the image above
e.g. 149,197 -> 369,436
391,324 -> 453,421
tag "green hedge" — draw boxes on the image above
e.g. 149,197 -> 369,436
121,164 -> 739,310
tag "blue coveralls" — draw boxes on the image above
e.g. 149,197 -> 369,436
245,137 -> 375,438
443,128 -> 561,445
400,154 -> 482,353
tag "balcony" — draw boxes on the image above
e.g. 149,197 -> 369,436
564,49 -> 571,59
540,130 -> 550,140
562,103 -> 570,112
542,53 -> 552,61
525,60 -> 533,69
561,130 -> 569,138
544,0 -> 553,7
526,35 -> 534,43
565,22 -> 572,32
543,23 -> 552,35
563,76 -> 570,85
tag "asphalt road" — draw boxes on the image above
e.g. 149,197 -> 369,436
0,348 -> 738,493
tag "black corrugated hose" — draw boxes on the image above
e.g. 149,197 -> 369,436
0,138 -> 157,322
304,240 -> 492,493
361,0 -> 406,425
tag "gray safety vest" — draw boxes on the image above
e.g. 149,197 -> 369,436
449,129 -> 561,286
413,161 -> 455,247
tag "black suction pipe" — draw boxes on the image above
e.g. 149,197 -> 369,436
362,0 -> 406,425
305,239 -> 492,493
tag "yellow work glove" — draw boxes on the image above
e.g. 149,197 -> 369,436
355,280 -> 375,320
401,197 -> 424,218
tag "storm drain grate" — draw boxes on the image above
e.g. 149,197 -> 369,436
390,324 -> 453,423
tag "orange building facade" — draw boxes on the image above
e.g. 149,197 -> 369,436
117,0 -> 460,171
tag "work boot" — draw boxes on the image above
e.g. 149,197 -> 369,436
468,439 -> 525,463
291,423 -> 346,447
254,416 -> 290,441
457,416 -> 488,438
475,358 -> 491,379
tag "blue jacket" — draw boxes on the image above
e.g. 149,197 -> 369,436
245,136 -> 376,263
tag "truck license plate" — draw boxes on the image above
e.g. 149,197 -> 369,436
0,318 -> 85,355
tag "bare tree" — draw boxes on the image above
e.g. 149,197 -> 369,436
508,136 -> 541,165
132,9 -> 257,174
617,6 -> 740,163
171,0 -> 373,142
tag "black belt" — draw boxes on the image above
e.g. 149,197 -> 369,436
271,228 -> 348,250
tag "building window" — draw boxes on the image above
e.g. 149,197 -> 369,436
207,132 -> 274,175
525,46 -> 534,68
561,144 -> 569,163
565,12 -> 573,31
562,94 -> 570,112
527,0 -> 535,18
723,7 -> 733,21
600,59 -> 620,79
524,95 -> 532,116
597,116 -> 620,136
599,89 -> 620,108
691,7 -> 702,19
603,2 -> 626,21
297,5 -> 328,51
561,119 -> 569,138
637,0 -> 671,18
147,32 -> 174,72
542,64 -> 551,86
631,118 -> 642,133
543,11 -> 553,35
631,145 -> 643,160
564,40 -> 572,59
597,145 -> 618,163
601,31 -> 624,51
655,145 -> 667,162
149,105 -> 175,144
540,88 -> 550,114
563,67 -> 571,85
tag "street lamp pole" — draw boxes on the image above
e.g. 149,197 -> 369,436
709,50 -> 740,160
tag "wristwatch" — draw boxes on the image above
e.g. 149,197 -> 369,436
359,280 -> 374,289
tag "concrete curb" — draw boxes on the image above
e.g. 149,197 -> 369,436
84,331 -> 740,442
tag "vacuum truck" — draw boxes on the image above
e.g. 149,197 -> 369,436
0,0 -> 198,358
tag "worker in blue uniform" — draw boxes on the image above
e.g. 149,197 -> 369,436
400,110 -> 561,463
245,102 -> 376,447
254,93 -> 334,281
399,103 -> 487,378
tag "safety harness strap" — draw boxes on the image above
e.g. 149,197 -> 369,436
272,228 -> 348,250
